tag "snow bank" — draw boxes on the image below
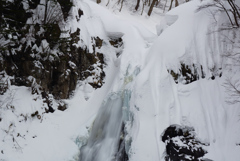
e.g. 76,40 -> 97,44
153,0 -> 222,77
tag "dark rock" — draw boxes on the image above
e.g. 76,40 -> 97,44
41,92 -> 55,113
0,74 -> 8,95
109,37 -> 123,48
109,37 -> 123,57
94,37 -> 103,49
43,24 -> 61,49
31,111 -> 39,117
58,102 -> 67,111
169,63 -> 222,84
169,64 -> 199,84
115,123 -> 129,161
1,0 -> 32,29
57,0 -> 73,21
78,9 -> 84,17
46,106 -> 54,113
37,115 -> 41,119
161,124 -> 209,161
70,28 -> 81,46
0,1 -> 106,100
11,76 -> 31,87
28,0 -> 40,9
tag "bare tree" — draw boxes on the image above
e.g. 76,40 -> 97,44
106,0 -> 110,6
168,0 -> 179,11
205,1 -> 240,104
197,0 -> 240,28
175,0 -> 179,7
119,0 -> 125,12
223,76 -> 240,104
141,0 -> 147,15
168,0 -> 174,11
135,0 -> 141,11
148,0 -> 157,16
163,0 -> 168,12
196,1 -> 240,105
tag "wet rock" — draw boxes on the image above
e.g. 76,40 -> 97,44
115,123 -> 129,161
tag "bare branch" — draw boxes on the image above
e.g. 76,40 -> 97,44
223,76 -> 240,104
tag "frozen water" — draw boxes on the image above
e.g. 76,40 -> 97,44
79,92 -> 123,161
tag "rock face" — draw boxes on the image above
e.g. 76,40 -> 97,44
168,63 -> 222,84
161,125 -> 209,161
169,64 -> 200,84
0,0 -> 106,100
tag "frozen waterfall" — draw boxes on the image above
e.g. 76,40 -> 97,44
79,90 -> 131,161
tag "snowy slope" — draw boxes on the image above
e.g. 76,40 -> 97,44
128,1 -> 240,160
1,0 -> 240,161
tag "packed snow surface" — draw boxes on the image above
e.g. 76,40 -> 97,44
1,0 -> 240,161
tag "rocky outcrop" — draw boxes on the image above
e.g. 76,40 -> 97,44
168,63 -> 222,84
0,0 -> 106,101
161,125 -> 210,161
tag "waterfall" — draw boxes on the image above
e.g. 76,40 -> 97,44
79,91 -> 130,161
79,66 -> 139,161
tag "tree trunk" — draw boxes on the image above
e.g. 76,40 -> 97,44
147,0 -> 157,16
44,0 -> 49,24
218,1 -> 234,27
227,0 -> 240,19
175,0 -> 179,7
119,0 -> 124,12
168,0 -> 173,11
141,1 -> 146,15
135,0 -> 140,11
106,0 -> 110,6
163,0 -> 168,13
97,0 -> 101,4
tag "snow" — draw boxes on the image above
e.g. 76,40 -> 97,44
1,0 -> 240,161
